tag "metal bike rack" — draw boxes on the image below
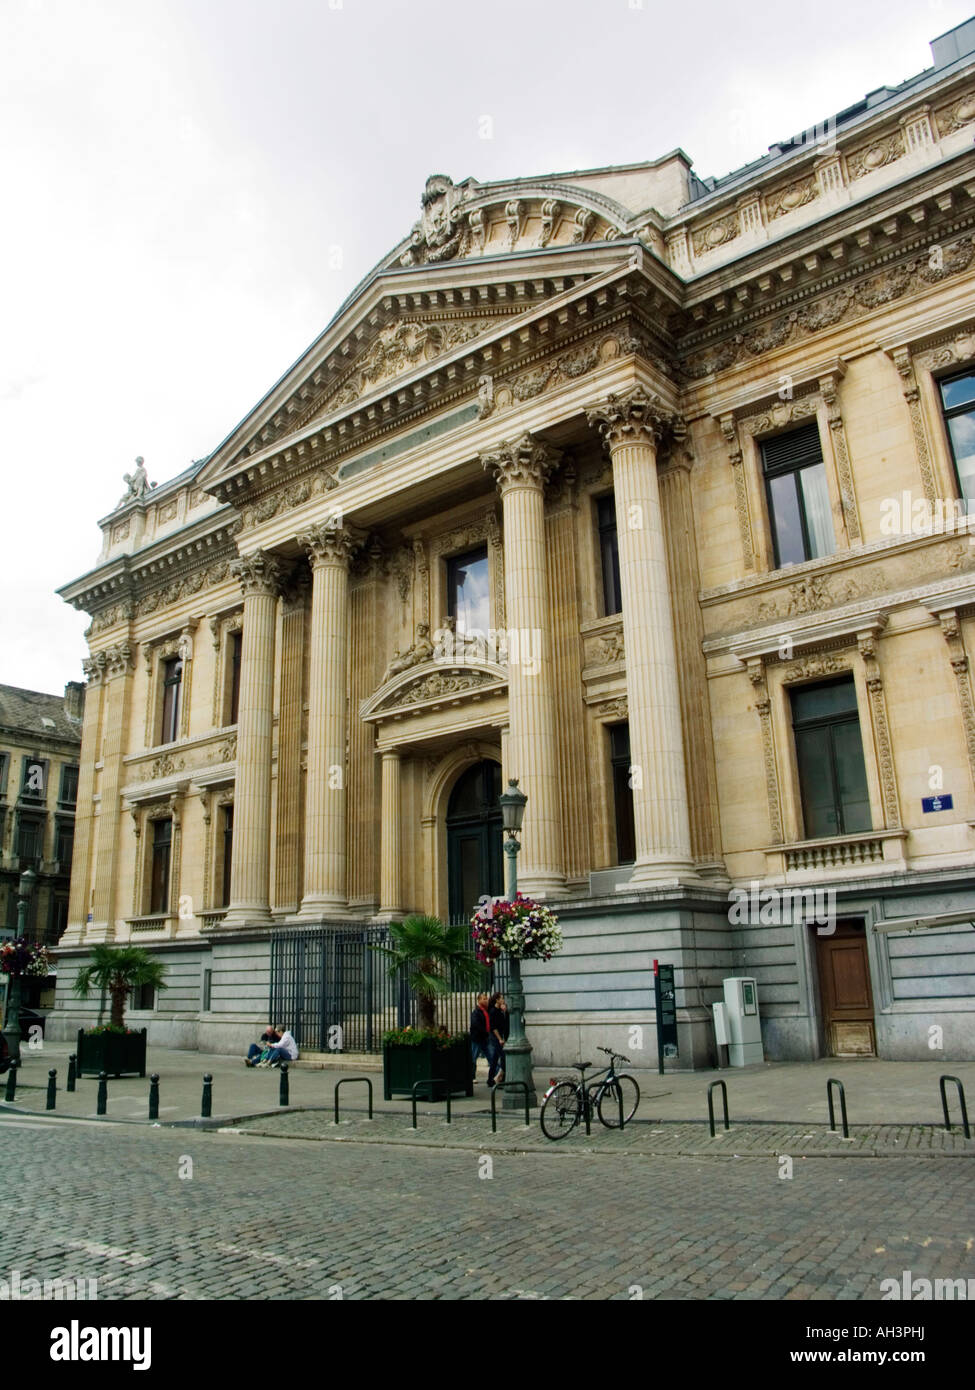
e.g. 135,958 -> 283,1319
707,1079 -> 730,1137
490,1081 -> 530,1132
827,1077 -> 849,1138
411,1077 -> 451,1129
939,1074 -> 971,1138
333,1076 -> 374,1124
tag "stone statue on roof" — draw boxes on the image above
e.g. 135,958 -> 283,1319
117,457 -> 156,508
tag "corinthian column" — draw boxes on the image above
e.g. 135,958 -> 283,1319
296,523 -> 356,917
481,433 -> 566,897
223,550 -> 281,927
586,387 -> 695,883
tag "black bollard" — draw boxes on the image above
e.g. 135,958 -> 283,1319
4,1058 -> 18,1102
96,1071 -> 108,1116
67,1054 -> 77,1092
201,1072 -> 212,1118
279,1064 -> 289,1106
148,1073 -> 159,1121
46,1069 -> 57,1111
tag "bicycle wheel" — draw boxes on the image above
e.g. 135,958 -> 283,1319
597,1074 -> 640,1128
540,1081 -> 581,1140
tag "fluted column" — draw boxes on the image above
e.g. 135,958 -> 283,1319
87,642 -> 135,941
296,523 -> 356,917
378,750 -> 403,918
63,662 -> 104,944
587,387 -> 694,883
223,550 -> 281,927
481,433 -> 566,897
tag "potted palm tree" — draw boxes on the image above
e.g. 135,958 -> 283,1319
72,945 -> 167,1077
373,915 -> 483,1101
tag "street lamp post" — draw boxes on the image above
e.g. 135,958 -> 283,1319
498,778 -> 536,1109
2,867 -> 37,1065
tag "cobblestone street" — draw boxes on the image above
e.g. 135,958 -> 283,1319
2,1114 -> 972,1302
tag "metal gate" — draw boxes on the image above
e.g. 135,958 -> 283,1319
269,921 -> 508,1053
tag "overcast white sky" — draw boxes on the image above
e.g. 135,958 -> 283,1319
2,0 -> 971,696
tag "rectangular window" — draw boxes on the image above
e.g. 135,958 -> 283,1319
59,764 -> 79,806
133,982 -> 155,1011
201,967 -> 213,1012
55,819 -> 74,871
150,818 -> 173,914
228,630 -> 242,725
762,423 -> 836,568
446,547 -> 490,637
16,814 -> 43,864
0,752 -> 9,797
791,677 -> 871,839
49,896 -> 69,945
609,723 -> 636,864
939,370 -> 975,508
597,494 -> 622,616
20,757 -> 48,802
160,657 -> 183,745
220,805 -> 234,908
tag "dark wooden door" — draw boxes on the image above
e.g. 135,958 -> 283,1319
815,920 -> 876,1056
446,761 -> 503,922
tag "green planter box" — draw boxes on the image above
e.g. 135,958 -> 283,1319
76,1028 -> 147,1078
383,1037 -> 473,1101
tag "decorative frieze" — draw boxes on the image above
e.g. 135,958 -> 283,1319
934,89 -> 975,137
846,131 -> 905,180
681,230 -> 975,379
765,176 -> 819,221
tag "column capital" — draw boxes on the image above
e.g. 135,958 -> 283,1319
480,432 -> 561,495
586,385 -> 675,450
296,523 -> 360,569
231,549 -> 283,597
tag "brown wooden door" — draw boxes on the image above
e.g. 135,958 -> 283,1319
815,920 -> 876,1056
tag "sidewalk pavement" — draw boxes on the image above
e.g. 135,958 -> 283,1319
1,1039 -> 973,1158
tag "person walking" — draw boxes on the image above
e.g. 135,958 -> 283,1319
469,992 -> 500,1086
489,992 -> 509,1085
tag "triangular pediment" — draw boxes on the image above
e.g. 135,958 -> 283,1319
196,179 -> 655,490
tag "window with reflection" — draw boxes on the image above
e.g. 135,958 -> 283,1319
446,547 -> 490,636
791,677 -> 871,839
160,657 -> 183,745
762,422 -> 836,568
939,370 -> 975,509
597,494 -> 622,616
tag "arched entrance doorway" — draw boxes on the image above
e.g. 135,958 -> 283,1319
446,760 -> 503,923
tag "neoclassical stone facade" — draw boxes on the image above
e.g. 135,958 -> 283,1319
52,22 -> 975,1063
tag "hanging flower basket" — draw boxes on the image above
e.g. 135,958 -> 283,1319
1,940 -> 54,978
470,893 -> 563,964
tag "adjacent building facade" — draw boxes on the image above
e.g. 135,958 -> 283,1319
0,683 -> 83,946
53,20 -> 975,1064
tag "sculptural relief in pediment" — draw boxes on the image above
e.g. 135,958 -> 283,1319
360,657 -> 508,723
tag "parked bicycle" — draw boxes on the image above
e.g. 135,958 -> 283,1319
539,1047 -> 640,1140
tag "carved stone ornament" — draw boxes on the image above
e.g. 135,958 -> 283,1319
586,629 -> 625,666
755,570 -> 882,622
480,433 -> 561,494
133,558 -> 233,618
586,385 -> 674,450
400,175 -> 470,266
780,654 -> 845,682
934,89 -> 975,136
538,199 -> 561,247
846,131 -> 905,180
593,697 -> 628,720
765,177 -> 818,221
150,753 -> 185,779
83,641 -> 134,683
377,666 -> 503,712
230,550 -> 283,597
739,396 -> 819,437
691,212 -> 740,255
318,318 -> 496,416
296,523 -> 358,568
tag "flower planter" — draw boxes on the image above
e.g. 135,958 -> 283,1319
383,1037 -> 472,1101
76,1027 -> 147,1078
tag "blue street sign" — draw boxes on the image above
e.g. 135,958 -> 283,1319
922,794 -> 953,813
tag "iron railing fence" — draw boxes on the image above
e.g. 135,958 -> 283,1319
269,920 -> 508,1054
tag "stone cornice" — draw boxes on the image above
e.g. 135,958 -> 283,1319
677,156 -> 975,376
